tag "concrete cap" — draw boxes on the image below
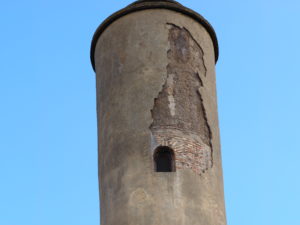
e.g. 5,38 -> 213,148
90,0 -> 219,71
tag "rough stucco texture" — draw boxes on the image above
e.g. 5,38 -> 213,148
94,9 -> 226,225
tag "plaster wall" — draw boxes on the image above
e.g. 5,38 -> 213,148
94,9 -> 226,225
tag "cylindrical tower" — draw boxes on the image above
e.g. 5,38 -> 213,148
90,1 -> 226,224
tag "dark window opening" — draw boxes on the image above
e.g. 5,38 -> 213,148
154,146 -> 176,172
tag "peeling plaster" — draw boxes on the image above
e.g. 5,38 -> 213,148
150,23 -> 214,175
166,74 -> 176,116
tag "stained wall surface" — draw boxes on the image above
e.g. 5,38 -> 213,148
94,9 -> 226,225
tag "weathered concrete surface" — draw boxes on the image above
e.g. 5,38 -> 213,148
93,8 -> 226,225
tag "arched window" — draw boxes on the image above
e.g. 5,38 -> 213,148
154,146 -> 176,172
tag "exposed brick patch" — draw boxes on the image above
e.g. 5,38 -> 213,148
152,128 -> 212,175
150,24 -> 213,175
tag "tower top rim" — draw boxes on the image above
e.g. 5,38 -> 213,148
90,0 -> 219,71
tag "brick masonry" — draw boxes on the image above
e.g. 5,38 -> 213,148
150,24 -> 213,175
152,128 -> 212,175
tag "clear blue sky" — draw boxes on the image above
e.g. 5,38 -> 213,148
1,0 -> 299,224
